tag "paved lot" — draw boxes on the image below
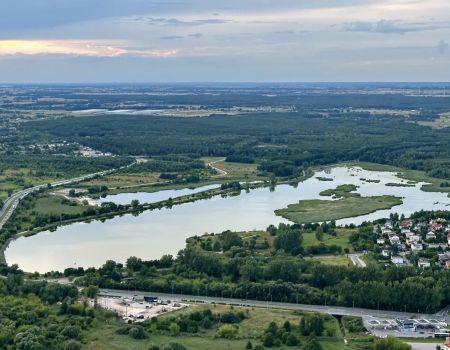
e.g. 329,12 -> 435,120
409,343 -> 441,350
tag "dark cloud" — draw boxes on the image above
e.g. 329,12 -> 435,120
159,35 -> 184,40
343,19 -> 449,34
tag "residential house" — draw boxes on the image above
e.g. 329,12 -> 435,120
417,258 -> 430,268
399,220 -> 413,229
411,243 -> 423,252
377,238 -> 385,245
389,235 -> 400,245
382,250 -> 390,258
391,256 -> 404,265
426,231 -> 436,240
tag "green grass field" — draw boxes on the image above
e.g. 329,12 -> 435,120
0,168 -> 57,200
304,255 -> 352,266
85,305 -> 372,350
31,195 -> 87,216
201,157 -> 262,181
275,195 -> 402,224
302,228 -> 356,251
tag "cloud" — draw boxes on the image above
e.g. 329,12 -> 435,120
159,36 -> 184,40
343,19 -> 450,34
131,17 -> 232,27
0,40 -> 178,58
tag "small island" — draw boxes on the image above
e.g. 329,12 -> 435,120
275,184 -> 402,224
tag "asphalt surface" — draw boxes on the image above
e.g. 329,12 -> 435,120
98,288 -> 449,321
349,253 -> 367,267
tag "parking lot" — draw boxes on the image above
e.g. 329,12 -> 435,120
363,316 -> 448,339
94,296 -> 189,322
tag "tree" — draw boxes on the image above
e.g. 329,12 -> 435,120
169,323 -> 180,336
83,285 -> 99,298
274,225 -> 302,255
246,340 -> 253,349
219,230 -> 243,250
300,314 -> 324,336
263,332 -> 275,347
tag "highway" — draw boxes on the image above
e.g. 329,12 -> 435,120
98,288 -> 449,322
0,163 -> 134,231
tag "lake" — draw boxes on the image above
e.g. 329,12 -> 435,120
6,166 -> 450,272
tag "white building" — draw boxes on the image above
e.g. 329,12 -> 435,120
417,258 -> 430,268
411,243 -> 423,252
389,235 -> 400,245
426,231 -> 436,240
391,256 -> 404,265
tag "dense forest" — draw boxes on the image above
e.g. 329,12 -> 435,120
19,110 -> 450,179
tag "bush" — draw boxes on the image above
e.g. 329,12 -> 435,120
163,343 -> 186,350
263,333 -> 275,347
64,340 -> 83,350
129,326 -> 148,339
149,345 -> 160,350
61,325 -> 81,339
216,324 -> 238,339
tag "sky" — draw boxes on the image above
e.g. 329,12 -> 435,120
0,0 -> 449,83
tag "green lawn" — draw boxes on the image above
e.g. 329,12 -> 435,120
302,228 -> 356,251
275,195 -> 402,224
305,255 -> 352,266
85,305 -> 371,350
31,195 -> 87,216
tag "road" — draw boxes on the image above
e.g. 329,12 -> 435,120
207,158 -> 228,176
0,163 -> 134,231
97,288 -> 449,322
349,253 -> 367,268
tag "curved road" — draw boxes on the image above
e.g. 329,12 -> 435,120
207,158 -> 228,176
0,163 -> 134,231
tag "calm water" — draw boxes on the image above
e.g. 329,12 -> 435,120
6,167 -> 450,272
96,184 -> 220,206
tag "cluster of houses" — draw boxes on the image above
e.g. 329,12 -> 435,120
375,218 -> 450,269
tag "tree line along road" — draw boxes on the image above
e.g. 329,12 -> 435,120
98,288 -> 450,323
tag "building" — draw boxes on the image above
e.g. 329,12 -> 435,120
399,220 -> 413,229
389,235 -> 401,245
417,258 -> 430,268
391,256 -> 404,265
411,243 -> 423,252
426,231 -> 436,240
377,238 -> 385,245
382,250 -> 390,258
